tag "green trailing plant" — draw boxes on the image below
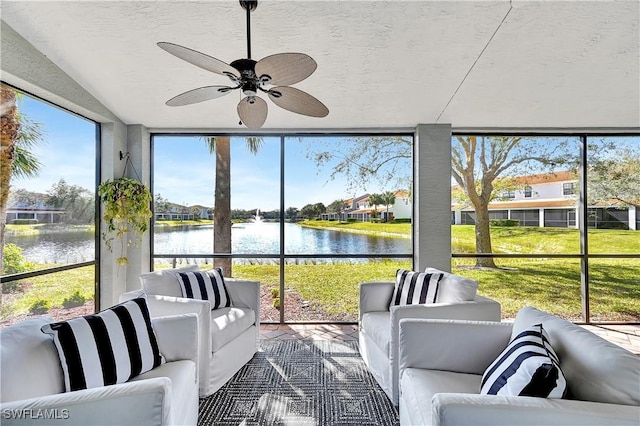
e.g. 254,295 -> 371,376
98,177 -> 152,266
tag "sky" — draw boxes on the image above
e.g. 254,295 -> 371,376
14,94 -> 410,211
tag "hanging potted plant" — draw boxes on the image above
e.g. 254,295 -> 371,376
98,177 -> 152,266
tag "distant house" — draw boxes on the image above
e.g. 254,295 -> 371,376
320,190 -> 411,222
6,199 -> 65,223
154,203 -> 212,221
451,171 -> 638,230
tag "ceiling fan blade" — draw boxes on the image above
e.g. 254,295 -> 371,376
158,42 -> 240,80
166,86 -> 234,106
268,86 -> 329,118
255,53 -> 317,86
238,96 -> 268,129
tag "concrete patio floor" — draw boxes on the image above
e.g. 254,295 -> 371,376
260,323 -> 640,356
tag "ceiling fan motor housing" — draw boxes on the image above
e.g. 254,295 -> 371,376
230,58 -> 264,96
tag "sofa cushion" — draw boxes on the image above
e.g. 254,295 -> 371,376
390,269 -> 443,307
513,306 -> 640,406
41,298 -> 164,392
175,268 -> 232,309
210,307 -> 256,352
401,368 -> 481,426
424,267 -> 478,303
481,323 -> 567,398
0,317 -> 64,402
140,264 -> 200,297
361,311 -> 391,356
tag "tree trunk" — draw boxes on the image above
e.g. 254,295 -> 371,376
474,204 -> 497,268
214,137 -> 232,276
0,85 -> 20,275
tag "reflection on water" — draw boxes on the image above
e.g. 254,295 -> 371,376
10,222 -> 410,264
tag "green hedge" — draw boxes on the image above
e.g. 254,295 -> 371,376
11,219 -> 38,225
489,219 -> 520,227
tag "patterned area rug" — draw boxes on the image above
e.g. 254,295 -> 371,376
198,340 -> 399,425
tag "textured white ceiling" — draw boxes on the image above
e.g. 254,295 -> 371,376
1,0 -> 638,130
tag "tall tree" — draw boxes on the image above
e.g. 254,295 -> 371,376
204,137 -> 262,276
1,85 -> 44,273
47,179 -> 94,224
368,193 -> 384,220
310,134 -> 570,268
452,136 -> 570,267
587,144 -> 640,208
327,199 -> 346,222
380,191 -> 396,221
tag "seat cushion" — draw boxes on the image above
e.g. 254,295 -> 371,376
400,368 -> 481,426
210,307 -> 256,352
0,317 -> 64,402
140,264 -> 200,297
361,311 -> 391,356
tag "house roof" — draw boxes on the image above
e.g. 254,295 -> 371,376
1,1 -> 638,130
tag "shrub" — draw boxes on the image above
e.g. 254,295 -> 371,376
490,219 -> 519,227
1,279 -> 22,294
273,297 -> 280,309
3,243 -> 35,275
270,288 -> 280,298
11,219 -> 38,225
391,218 -> 411,224
62,291 -> 87,308
29,299 -> 50,315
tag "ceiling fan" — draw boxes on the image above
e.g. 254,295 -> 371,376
158,0 -> 329,129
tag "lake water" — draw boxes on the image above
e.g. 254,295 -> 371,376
10,222 -> 411,264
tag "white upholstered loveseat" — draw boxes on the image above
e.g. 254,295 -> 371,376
120,265 -> 260,396
0,314 -> 199,426
398,307 -> 640,425
359,268 -> 501,405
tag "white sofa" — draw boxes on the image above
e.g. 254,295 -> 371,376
398,307 -> 640,425
359,269 -> 501,405
120,265 -> 260,396
0,314 -> 199,426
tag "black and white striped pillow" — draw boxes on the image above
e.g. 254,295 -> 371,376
480,323 -> 567,398
41,298 -> 163,392
390,269 -> 443,307
175,267 -> 232,309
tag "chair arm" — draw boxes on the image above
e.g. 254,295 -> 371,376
143,296 -> 211,397
398,319 -> 513,374
152,314 -> 199,373
225,279 -> 260,321
0,377 -> 172,425
119,289 -> 145,303
359,282 -> 394,318
432,393 -> 640,426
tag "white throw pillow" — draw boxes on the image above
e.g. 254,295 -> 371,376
480,323 -> 567,398
140,264 -> 200,297
424,267 -> 478,303
390,269 -> 443,307
174,267 -> 232,310
41,298 -> 164,392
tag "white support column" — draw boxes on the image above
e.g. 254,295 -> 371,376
124,125 -> 151,292
99,122 -> 128,311
539,208 -> 545,228
629,205 -> 637,231
414,124 -> 452,272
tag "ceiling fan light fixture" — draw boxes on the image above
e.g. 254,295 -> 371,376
159,0 -> 328,128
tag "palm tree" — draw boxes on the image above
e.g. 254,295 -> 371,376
368,193 -> 384,221
380,191 -> 396,222
204,136 -> 262,276
1,85 -> 44,273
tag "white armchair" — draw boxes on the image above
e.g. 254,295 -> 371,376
120,265 -> 260,397
397,308 -> 640,425
0,314 -> 199,426
359,269 -> 501,406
